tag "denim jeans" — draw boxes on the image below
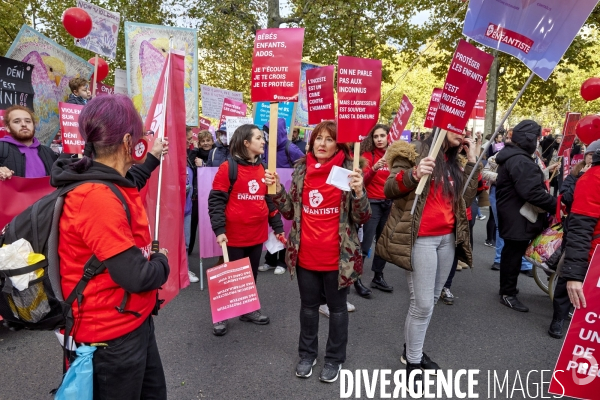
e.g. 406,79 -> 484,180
489,186 -> 532,270
361,200 -> 392,273
184,213 -> 192,251
406,234 -> 455,364
296,266 -> 348,365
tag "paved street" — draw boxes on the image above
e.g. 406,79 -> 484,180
0,209 -> 574,399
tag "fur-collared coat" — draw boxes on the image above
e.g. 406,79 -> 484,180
375,140 -> 481,270
271,157 -> 371,289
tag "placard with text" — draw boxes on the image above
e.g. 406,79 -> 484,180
336,56 -> 382,143
558,112 -> 582,155
550,245 -> 600,399
424,88 -> 442,129
389,95 -> 414,143
306,65 -> 335,124
562,149 -> 571,181
199,116 -> 211,131
95,82 -> 114,96
433,40 -> 494,135
219,98 -> 248,128
0,110 -> 6,139
207,257 -> 261,323
58,102 -> 85,154
251,28 -> 305,103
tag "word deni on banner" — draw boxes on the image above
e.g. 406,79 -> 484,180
59,102 -> 85,154
433,40 -> 494,135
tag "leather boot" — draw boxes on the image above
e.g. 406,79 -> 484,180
371,272 -> 393,292
548,319 -> 565,339
354,279 -> 372,298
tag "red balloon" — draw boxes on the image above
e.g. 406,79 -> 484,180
62,8 -> 92,39
88,57 -> 109,82
580,77 -> 600,102
576,115 -> 600,145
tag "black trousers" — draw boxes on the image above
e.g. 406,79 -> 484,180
92,316 -> 166,400
296,266 -> 348,364
264,249 -> 286,267
361,200 -> 392,273
552,277 -> 572,320
500,239 -> 530,296
188,199 -> 198,255
486,206 -> 496,242
227,243 -> 263,282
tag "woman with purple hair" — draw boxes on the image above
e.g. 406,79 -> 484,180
51,94 -> 170,399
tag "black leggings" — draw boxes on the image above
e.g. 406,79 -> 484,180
227,244 -> 263,282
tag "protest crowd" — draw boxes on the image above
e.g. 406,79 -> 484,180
1,1 -> 600,400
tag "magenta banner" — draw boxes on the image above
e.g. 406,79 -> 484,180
197,168 -> 294,259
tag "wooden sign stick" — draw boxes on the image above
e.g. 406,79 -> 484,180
268,102 -> 278,194
91,54 -> 99,99
410,129 -> 448,215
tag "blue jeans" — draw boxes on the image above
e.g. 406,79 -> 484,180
184,213 -> 192,251
490,186 -> 532,271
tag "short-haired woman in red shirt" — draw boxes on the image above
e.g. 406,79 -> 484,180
265,121 -> 371,383
208,124 -> 284,336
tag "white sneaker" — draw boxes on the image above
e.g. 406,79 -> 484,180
258,264 -> 275,272
274,266 -> 286,275
188,270 -> 199,283
319,304 -> 330,317
347,301 -> 356,312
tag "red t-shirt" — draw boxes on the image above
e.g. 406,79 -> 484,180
418,178 -> 455,237
212,160 -> 269,247
58,183 -> 155,342
298,152 -> 345,271
362,148 -> 389,200
570,166 -> 600,260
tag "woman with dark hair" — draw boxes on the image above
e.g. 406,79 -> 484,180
208,124 -> 284,336
50,94 -> 170,399
356,123 -> 393,296
207,129 -> 229,167
264,120 -> 371,383
376,131 -> 480,390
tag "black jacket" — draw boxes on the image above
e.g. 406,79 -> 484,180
561,165 -> 600,282
50,158 -> 169,292
0,141 -> 58,177
496,143 -> 557,241
66,93 -> 87,106
207,156 -> 284,238
207,142 -> 229,167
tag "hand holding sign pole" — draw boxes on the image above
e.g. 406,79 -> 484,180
251,28 -> 304,194
412,40 -> 494,214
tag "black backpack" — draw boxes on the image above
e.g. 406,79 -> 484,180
226,155 -> 268,194
0,180 -> 131,335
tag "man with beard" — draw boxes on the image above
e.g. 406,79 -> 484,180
0,105 -> 57,180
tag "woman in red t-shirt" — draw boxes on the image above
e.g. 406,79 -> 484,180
358,123 -> 393,296
265,121 -> 371,383
208,124 -> 284,337
375,130 -> 481,393
54,95 -> 170,399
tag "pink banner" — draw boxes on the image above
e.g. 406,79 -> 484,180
207,257 -> 261,323
197,167 -> 294,259
389,95 -> 414,143
199,116 -> 211,130
433,40 -> 494,135
219,98 -> 247,127
141,51 -> 189,305
95,82 -> 114,96
558,112 -> 581,155
59,102 -> 85,154
550,245 -> 600,398
306,65 -> 336,125
337,56 -> 382,143
469,81 -> 487,120
563,149 -> 571,180
251,28 -> 305,103
0,109 -> 7,138
0,176 -> 54,229
424,88 -> 442,129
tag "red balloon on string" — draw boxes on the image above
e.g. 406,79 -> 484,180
580,77 -> 600,102
576,114 -> 600,145
88,57 -> 109,82
61,8 -> 92,39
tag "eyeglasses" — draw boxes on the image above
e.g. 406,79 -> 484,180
144,130 -> 155,137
